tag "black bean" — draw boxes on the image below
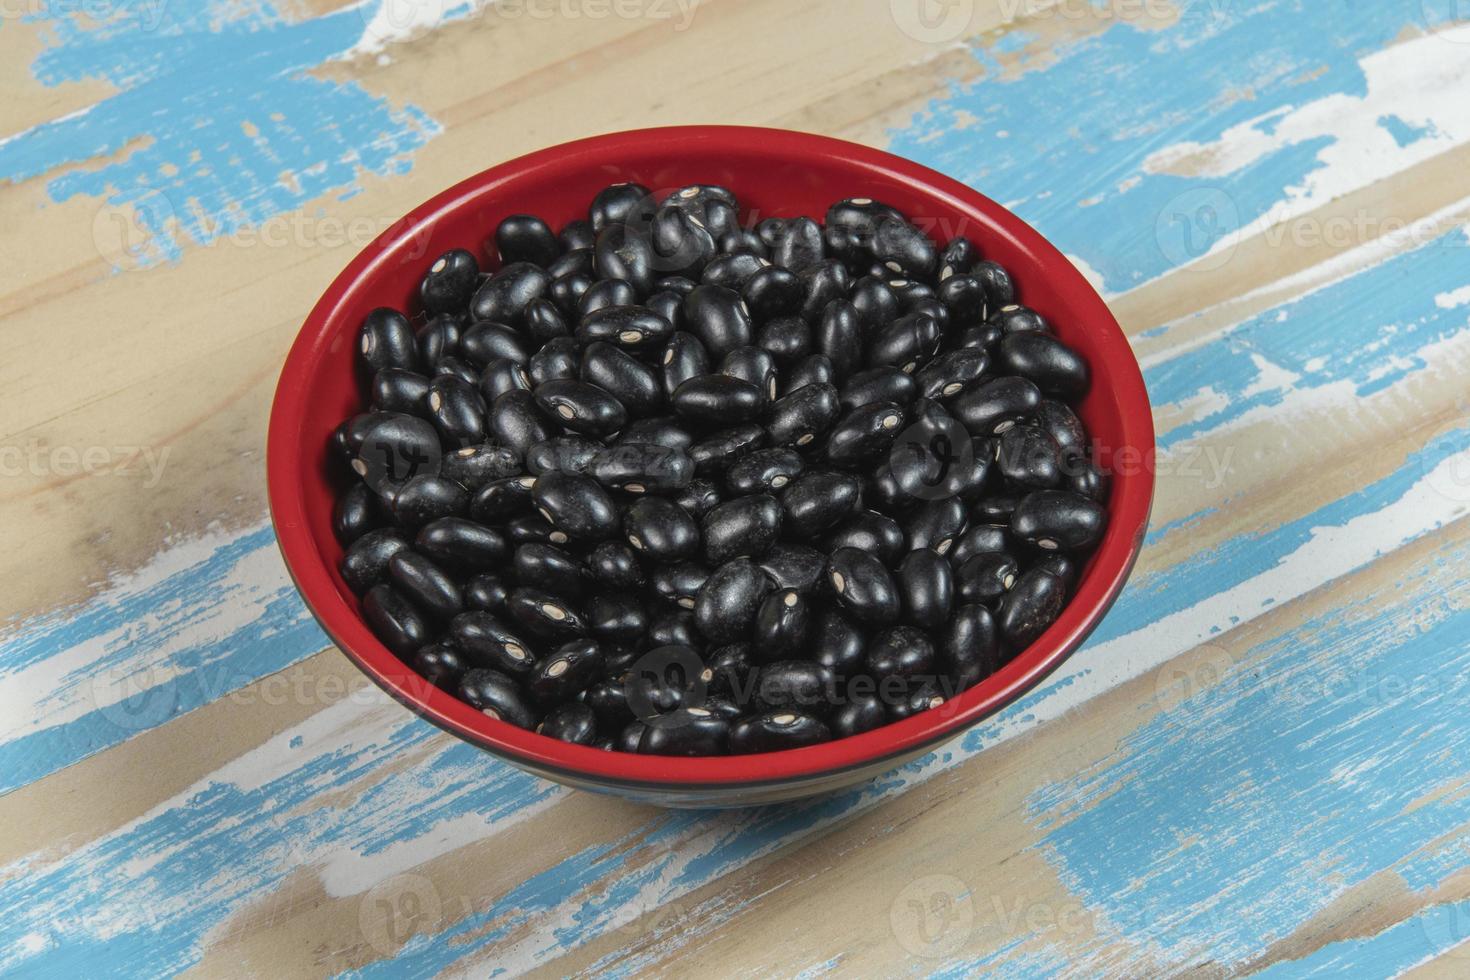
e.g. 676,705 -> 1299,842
590,181 -> 653,232
990,304 -> 1049,336
449,611 -> 538,678
757,542 -> 827,594
694,557 -> 773,644
594,223 -> 656,295
782,353 -> 835,396
955,551 -> 1020,605
870,218 -> 937,279
952,376 -> 1043,436
955,323 -> 1002,353
824,401 -> 907,468
938,237 -> 978,279
671,374 -> 765,426
434,355 -> 482,387
705,643 -> 754,697
625,643 -> 703,719
915,349 -> 990,401
583,676 -> 635,729
495,214 -> 559,267
440,444 -> 521,492
587,540 -> 645,591
532,379 -> 626,438
729,710 -> 831,753
469,473 -> 536,523
688,424 -> 766,477
754,660 -> 835,714
830,695 -> 887,738
617,722 -> 648,752
359,308 -> 419,375
825,510 -> 906,567
725,449 -> 805,495
767,381 -> 840,449
637,708 -> 730,756
650,561 -> 710,609
998,332 -> 1089,399
971,494 -> 1020,524
662,184 -> 739,237
624,497 -> 700,562
514,542 -> 585,599
465,573 -> 509,612
781,470 -> 863,539
800,261 -> 852,324
813,299 -> 864,381
865,625 -> 935,684
1034,400 -> 1088,456
886,418 -> 993,506
997,568 -> 1066,648
372,368 -> 431,416
538,701 -> 599,745
826,547 -> 900,627
721,228 -> 768,258
755,316 -> 812,367
661,331 -> 711,399
559,219 -> 596,252
971,261 -> 1015,308
524,297 -> 570,345
581,342 -> 662,418
334,482 -> 382,546
1010,489 -> 1107,552
903,496 -> 968,555
942,603 -> 1001,690
490,390 -> 555,458
645,289 -> 686,332
682,284 -> 753,359
701,252 -> 768,289
417,314 -> 462,368
508,587 -> 587,641
721,347 -> 779,403
1032,554 -> 1078,590
414,643 -> 470,691
897,549 -> 955,630
393,474 -> 470,529
585,593 -> 647,647
352,413 -> 441,490
425,374 -> 487,448
937,272 -> 988,326
997,424 -> 1064,489
341,529 -> 411,594
888,677 -> 949,721
742,266 -> 804,320
387,551 -> 462,620
458,669 -> 539,729
576,277 -> 635,316
702,494 -> 783,564
771,216 -> 825,274
478,357 -> 532,404
529,638 -> 605,704
416,517 -> 508,571
840,367 -> 919,413
578,305 -> 674,351
587,443 -> 694,495
470,262 -> 551,325
531,339 -> 587,388
531,470 -> 620,541
548,247 -> 594,281
362,583 -> 430,655
1067,458 -> 1110,503
867,311 -> 942,373
526,435 -> 600,476
850,275 -> 900,328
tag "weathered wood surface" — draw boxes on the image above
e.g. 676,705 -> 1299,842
2,0 -> 1469,975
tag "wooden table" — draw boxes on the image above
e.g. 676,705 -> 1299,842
4,1 -> 1469,975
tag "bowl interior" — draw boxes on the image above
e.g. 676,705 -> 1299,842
269,127 -> 1153,789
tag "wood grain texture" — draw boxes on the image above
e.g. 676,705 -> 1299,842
3,0 -> 1469,976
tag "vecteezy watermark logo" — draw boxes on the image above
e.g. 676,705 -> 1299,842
0,441 -> 171,487
625,644 -> 708,725
1155,186 -> 1240,272
87,664 -> 179,733
358,874 -> 445,955
891,874 -> 975,958
889,0 -> 975,43
1153,642 -> 1235,712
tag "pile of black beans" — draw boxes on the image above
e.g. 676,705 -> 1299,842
331,180 -> 1109,756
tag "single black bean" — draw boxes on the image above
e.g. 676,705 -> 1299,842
1032,554 -> 1078,590
531,470 -> 620,540
915,349 -> 989,401
840,367 -> 919,413
1010,489 -> 1107,552
576,277 -> 636,316
514,542 -> 585,599
583,676 -> 635,729
701,252 -> 768,289
753,589 -> 811,659
742,266 -> 804,320
850,276 -> 901,328
998,332 -> 1089,399
688,424 -> 766,477
990,304 -> 1049,335
865,625 -> 936,683
694,557 -> 774,644
334,482 -> 382,546
955,323 -> 1002,353
470,262 -> 551,325
705,643 -> 754,697
672,477 -> 723,517
508,513 -> 568,546
527,339 -> 581,390
897,548 -> 955,630
393,474 -> 470,529
590,181 -> 653,232
997,569 -> 1066,649
426,374 -> 487,448
867,311 -> 942,373
388,551 -> 462,619
496,214 -> 559,267
702,494 -> 783,564
585,593 -> 647,647
754,660 -> 835,714
651,205 -> 717,279
825,510 -> 906,567
491,390 -> 555,458
729,710 -> 831,753
638,708 -> 730,755
588,443 -> 694,495
359,308 -> 419,375
826,547 -> 900,627
538,701 -> 599,745
617,415 -> 694,451
617,722 -> 648,752
414,643 -> 470,691
721,347 -> 779,402
903,496 -> 968,555
524,297 -> 570,345
1034,400 -> 1087,456
971,260 -> 1016,308
645,289 -> 686,332
971,494 -> 1021,524
661,184 -> 739,238
647,609 -> 700,649
824,401 -> 907,467
449,611 -> 538,678
721,228 -> 768,257
955,551 -> 1020,605
780,470 -> 863,539
772,216 -> 825,274
372,368 -> 430,416
478,357 -> 532,404
588,540 -> 645,591
871,217 -> 937,279
758,542 -> 827,594
459,322 -> 531,370
803,607 -> 863,682
767,381 -> 840,448
440,444 -> 521,492
507,587 -> 587,641
548,247 -> 594,281
671,374 -> 765,426
594,223 -> 656,294
417,248 -> 480,316
814,299 -> 864,381
529,638 -> 605,705
1067,458 -> 1110,503
997,424 -> 1064,489
469,473 -> 536,523
465,573 -> 509,612
581,342 -> 662,417
623,496 -> 700,562
534,379 -> 627,438
937,272 -> 989,326
888,677 -> 949,721
341,529 -> 410,594
362,583 -> 431,655
938,237 -> 978,279
799,259 -> 851,323
526,435 -> 600,476
559,219 -> 596,252
942,603 -> 1001,691
578,305 -> 674,351
952,376 -> 1043,436
725,449 -> 805,495
416,517 -> 508,571
352,413 -> 441,490
458,668 -> 539,729
830,695 -> 887,738
417,313 -> 462,368
755,316 -> 812,367
662,331 -> 711,399
682,284 -> 753,359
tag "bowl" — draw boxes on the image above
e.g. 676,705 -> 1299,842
267,126 -> 1154,807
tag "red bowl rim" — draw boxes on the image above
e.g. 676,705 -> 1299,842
267,125 -> 1155,790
